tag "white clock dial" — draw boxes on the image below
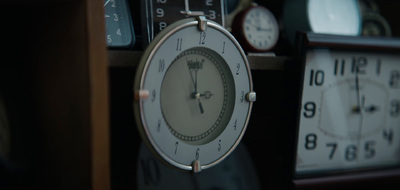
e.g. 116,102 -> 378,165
161,48 -> 235,145
134,17 -> 255,172
242,6 -> 279,51
319,78 -> 388,139
296,49 -> 400,175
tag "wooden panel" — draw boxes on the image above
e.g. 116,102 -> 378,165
85,0 -> 110,189
0,1 -> 111,189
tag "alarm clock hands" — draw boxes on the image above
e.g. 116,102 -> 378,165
353,102 -> 380,114
246,22 -> 272,32
353,64 -> 366,143
352,65 -> 380,115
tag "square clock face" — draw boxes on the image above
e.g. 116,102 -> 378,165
295,33 -> 400,177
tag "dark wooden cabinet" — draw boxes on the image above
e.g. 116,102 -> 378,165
1,0 -> 400,190
1,1 -> 109,189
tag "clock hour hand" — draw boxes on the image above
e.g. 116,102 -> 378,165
247,22 -> 263,32
365,105 -> 379,113
352,95 -> 366,114
197,99 -> 204,114
353,103 -> 379,113
352,104 -> 378,114
258,28 -> 273,32
190,92 -> 204,114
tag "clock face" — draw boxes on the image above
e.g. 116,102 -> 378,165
242,6 -> 279,51
296,49 -> 400,176
141,0 -> 225,44
134,17 -> 254,172
160,47 -> 235,146
104,0 -> 135,48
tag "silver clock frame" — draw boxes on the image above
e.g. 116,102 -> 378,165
133,17 -> 255,173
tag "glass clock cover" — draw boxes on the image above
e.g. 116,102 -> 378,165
295,33 -> 400,177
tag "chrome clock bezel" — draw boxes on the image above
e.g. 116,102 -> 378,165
134,17 -> 255,172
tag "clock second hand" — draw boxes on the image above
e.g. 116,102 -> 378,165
354,65 -> 365,161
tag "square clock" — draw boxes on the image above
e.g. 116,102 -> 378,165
287,32 -> 400,188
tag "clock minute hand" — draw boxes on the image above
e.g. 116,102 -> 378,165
187,58 -> 197,92
354,65 -> 365,161
353,66 -> 365,115
365,104 -> 379,113
188,59 -> 204,114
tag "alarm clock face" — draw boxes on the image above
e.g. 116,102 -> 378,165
296,48 -> 400,176
241,6 -> 279,51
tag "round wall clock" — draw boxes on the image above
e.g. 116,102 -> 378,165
134,16 -> 255,173
286,32 -> 400,188
232,4 -> 279,52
